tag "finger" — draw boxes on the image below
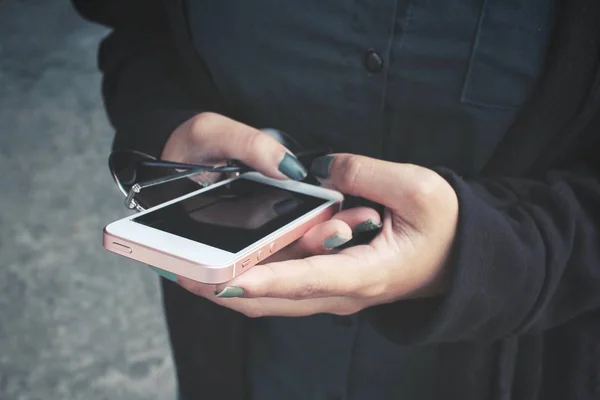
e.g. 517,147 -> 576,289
216,250 -> 376,300
211,296 -> 360,318
176,278 -> 217,299
178,277 -> 359,317
261,206 -> 380,265
190,113 -> 307,180
331,207 -> 382,233
265,206 -> 381,263
310,153 -> 451,221
178,209 -> 380,300
266,218 -> 353,263
176,219 -> 354,299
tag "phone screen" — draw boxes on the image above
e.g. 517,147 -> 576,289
132,178 -> 329,252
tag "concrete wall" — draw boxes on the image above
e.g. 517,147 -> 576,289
0,1 -> 176,399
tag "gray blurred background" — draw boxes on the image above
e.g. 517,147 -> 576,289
0,1 -> 177,399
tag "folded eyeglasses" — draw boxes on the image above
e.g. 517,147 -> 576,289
108,129 -> 329,212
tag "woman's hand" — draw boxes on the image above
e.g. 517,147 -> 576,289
161,112 -> 308,184
178,151 -> 459,318
160,113 -> 384,296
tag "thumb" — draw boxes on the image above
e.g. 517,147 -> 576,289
309,154 -> 455,228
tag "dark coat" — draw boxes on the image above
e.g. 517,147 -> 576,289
73,0 -> 600,398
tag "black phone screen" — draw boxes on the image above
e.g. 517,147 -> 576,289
132,178 -> 329,253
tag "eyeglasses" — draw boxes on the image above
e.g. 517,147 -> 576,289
109,145 -> 330,212
109,149 -> 252,211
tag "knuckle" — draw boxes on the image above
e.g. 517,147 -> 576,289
355,282 -> 386,299
260,265 -> 279,298
189,112 -> 218,133
339,156 -> 362,192
189,285 -> 203,297
243,129 -> 270,154
184,282 -> 207,298
292,281 -> 327,300
242,308 -> 264,318
405,169 -> 445,208
332,308 -> 351,316
249,285 -> 272,299
338,156 -> 374,195
296,236 -> 320,257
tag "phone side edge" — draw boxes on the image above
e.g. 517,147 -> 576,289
102,225 -> 237,284
229,200 -> 340,279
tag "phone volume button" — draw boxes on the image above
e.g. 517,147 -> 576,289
269,242 -> 276,253
257,250 -> 264,261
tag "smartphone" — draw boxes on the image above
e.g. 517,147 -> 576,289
103,172 -> 344,284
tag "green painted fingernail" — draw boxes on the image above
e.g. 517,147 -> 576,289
214,286 -> 245,298
353,220 -> 383,234
323,234 -> 351,250
310,155 -> 335,179
149,266 -> 178,282
278,153 -> 307,180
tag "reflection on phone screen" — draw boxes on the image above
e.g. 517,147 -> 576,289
133,178 -> 328,252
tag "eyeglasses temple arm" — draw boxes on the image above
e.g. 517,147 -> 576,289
124,167 -> 208,209
139,159 -> 249,172
123,150 -> 327,210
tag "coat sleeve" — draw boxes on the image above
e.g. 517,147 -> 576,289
72,0 -> 208,157
367,131 -> 600,344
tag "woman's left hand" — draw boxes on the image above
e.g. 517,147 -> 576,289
178,154 -> 459,317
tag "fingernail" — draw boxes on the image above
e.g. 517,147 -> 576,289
214,286 -> 245,298
323,234 -> 351,250
353,220 -> 383,234
310,155 -> 334,180
149,266 -> 178,282
278,153 -> 307,180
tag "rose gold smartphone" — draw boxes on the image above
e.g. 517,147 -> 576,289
103,172 -> 344,284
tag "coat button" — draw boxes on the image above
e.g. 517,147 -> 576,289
364,50 -> 383,73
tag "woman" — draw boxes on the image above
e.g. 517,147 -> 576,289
74,0 -> 600,399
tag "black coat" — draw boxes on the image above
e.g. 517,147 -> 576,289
73,0 -> 600,398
